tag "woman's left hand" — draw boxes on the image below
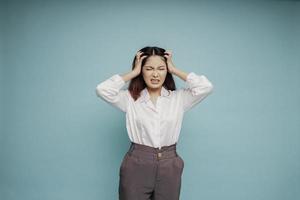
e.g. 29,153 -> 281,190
164,50 -> 176,74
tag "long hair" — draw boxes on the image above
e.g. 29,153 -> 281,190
128,46 -> 176,101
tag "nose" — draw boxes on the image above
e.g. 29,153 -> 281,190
152,73 -> 158,78
152,70 -> 159,76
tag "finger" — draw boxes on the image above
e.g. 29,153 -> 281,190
136,53 -> 143,59
136,55 -> 146,62
166,50 -> 172,55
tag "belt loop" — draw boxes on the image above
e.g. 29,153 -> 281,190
128,142 -> 135,156
175,142 -> 178,156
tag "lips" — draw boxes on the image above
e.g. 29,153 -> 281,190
151,79 -> 159,84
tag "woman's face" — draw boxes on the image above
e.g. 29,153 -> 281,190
142,55 -> 167,90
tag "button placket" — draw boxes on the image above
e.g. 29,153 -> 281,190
157,96 -> 161,150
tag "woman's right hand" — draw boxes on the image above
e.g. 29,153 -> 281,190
133,50 -> 147,76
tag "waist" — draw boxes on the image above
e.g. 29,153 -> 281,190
127,142 -> 178,160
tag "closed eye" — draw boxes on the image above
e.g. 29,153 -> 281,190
145,66 -> 166,70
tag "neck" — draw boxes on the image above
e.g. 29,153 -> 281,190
147,87 -> 162,97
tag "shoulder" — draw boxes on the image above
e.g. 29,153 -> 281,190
170,88 -> 186,95
166,89 -> 183,99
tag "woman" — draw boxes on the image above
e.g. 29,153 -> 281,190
95,46 -> 214,200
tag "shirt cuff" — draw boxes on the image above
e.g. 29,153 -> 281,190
185,72 -> 213,95
110,74 -> 126,90
185,72 -> 201,88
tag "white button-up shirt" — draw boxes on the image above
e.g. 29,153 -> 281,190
96,72 -> 213,149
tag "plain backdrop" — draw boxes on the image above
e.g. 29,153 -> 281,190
1,0 -> 299,200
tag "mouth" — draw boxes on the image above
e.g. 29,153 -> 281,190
151,79 -> 160,84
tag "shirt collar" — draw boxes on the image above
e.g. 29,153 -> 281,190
139,86 -> 171,103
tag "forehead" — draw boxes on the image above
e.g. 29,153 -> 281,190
144,56 -> 166,66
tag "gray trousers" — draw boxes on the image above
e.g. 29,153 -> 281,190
119,142 -> 184,200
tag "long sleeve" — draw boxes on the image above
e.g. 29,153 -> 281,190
95,74 -> 129,113
178,72 -> 214,113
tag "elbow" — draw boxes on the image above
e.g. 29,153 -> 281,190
192,75 -> 214,95
203,78 -> 214,94
95,83 -> 119,103
206,83 -> 214,94
95,83 -> 105,98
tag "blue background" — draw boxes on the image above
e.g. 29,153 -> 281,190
1,0 -> 299,199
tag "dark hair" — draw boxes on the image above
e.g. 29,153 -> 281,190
128,46 -> 177,101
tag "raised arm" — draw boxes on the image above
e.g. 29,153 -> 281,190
164,50 -> 214,112
179,71 -> 213,112
95,51 -> 147,112
95,73 -> 129,112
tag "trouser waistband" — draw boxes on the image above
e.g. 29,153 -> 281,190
129,142 -> 177,152
127,142 -> 178,160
